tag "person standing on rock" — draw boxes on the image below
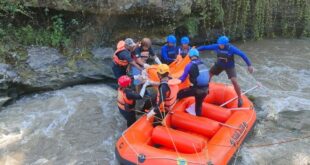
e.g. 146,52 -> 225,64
197,36 -> 254,107
134,38 -> 162,65
161,35 -> 178,65
177,48 -> 209,116
117,75 -> 149,127
131,38 -> 161,91
112,38 -> 143,79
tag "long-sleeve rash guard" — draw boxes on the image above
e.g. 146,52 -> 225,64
197,44 -> 251,68
161,45 -> 178,64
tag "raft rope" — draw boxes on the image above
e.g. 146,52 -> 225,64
219,122 -> 241,130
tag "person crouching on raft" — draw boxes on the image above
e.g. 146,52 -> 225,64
178,48 -> 209,116
117,75 -> 148,127
153,64 -> 180,125
197,36 -> 254,107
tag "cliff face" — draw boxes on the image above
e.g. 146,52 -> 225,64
13,0 -> 310,45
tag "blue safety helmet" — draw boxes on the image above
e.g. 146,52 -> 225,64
189,48 -> 199,57
166,35 -> 177,44
181,36 -> 190,45
217,36 -> 229,45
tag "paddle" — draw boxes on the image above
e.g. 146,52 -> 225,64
220,83 -> 262,107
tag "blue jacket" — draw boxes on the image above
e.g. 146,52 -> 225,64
161,45 -> 178,64
197,44 -> 251,68
178,46 -> 191,58
179,59 -> 209,87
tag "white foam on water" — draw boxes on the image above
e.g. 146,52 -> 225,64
42,93 -> 78,138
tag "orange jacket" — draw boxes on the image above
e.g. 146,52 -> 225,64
157,78 -> 180,111
113,40 -> 129,67
117,88 -> 134,111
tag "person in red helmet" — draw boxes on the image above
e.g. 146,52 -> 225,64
117,75 -> 148,127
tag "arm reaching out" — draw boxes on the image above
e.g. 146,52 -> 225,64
230,46 -> 252,66
197,44 -> 218,51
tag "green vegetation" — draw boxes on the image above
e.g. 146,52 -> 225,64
0,0 -> 309,51
186,0 -> 310,40
0,16 -> 73,48
0,1 -> 81,50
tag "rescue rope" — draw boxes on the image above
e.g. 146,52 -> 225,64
193,143 -> 204,165
145,157 -> 207,165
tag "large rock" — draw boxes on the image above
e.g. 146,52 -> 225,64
0,97 -> 11,107
0,63 -> 20,97
21,46 -> 114,89
27,47 -> 66,72
0,46 -> 115,99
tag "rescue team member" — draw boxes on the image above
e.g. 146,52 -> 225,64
197,36 -> 254,107
131,38 -> 161,91
178,36 -> 191,58
152,64 -> 180,125
161,35 -> 178,65
134,38 -> 162,65
112,38 -> 143,79
117,75 -> 148,127
178,48 -> 209,116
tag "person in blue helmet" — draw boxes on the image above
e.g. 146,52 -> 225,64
178,48 -> 209,116
178,36 -> 191,58
197,36 -> 254,107
161,35 -> 178,64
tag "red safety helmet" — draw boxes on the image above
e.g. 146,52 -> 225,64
118,75 -> 132,87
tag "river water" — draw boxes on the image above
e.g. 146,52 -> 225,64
0,38 -> 309,165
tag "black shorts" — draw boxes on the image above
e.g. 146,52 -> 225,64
210,63 -> 237,79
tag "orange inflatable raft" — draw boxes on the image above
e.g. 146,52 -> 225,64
115,58 -> 256,165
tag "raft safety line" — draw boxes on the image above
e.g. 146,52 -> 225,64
219,122 -> 241,130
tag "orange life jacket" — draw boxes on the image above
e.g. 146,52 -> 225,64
117,88 -> 134,111
157,78 -> 180,111
113,40 -> 129,67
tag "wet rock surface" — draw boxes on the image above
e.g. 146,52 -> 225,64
0,46 -> 115,100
